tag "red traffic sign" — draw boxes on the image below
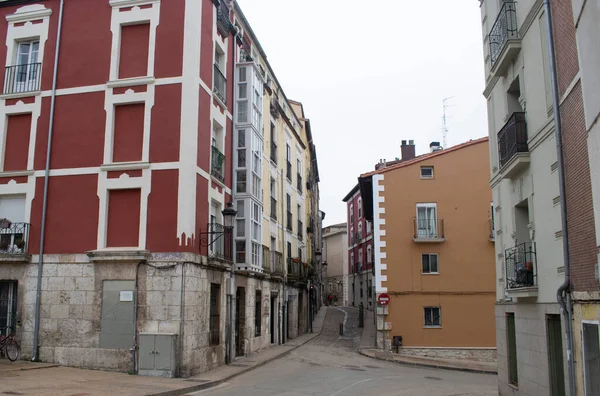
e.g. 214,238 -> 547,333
378,293 -> 391,306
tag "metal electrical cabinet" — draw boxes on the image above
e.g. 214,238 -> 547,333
138,333 -> 178,378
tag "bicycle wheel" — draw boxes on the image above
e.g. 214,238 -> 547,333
5,339 -> 19,362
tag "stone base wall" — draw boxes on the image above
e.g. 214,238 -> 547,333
397,347 -> 497,363
0,253 -> 305,377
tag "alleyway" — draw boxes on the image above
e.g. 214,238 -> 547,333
188,307 -> 497,396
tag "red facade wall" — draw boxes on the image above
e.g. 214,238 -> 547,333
146,170 -> 179,252
199,0 -> 214,87
197,89 -> 211,170
195,174 -> 209,251
150,84 -> 181,163
55,0 -> 111,87
29,175 -> 99,254
346,193 -> 373,274
106,189 -> 141,248
119,23 -> 150,79
155,0 -> 184,78
35,94 -> 106,170
4,113 -> 31,171
113,103 -> 144,162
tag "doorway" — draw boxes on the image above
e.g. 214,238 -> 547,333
270,295 -> 276,344
546,314 -> 565,396
0,281 -> 17,336
235,287 -> 245,357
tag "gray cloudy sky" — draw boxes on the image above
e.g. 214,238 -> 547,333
236,0 -> 487,226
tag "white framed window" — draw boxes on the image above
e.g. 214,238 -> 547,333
367,245 -> 372,264
236,200 -> 245,238
11,40 -> 40,93
424,307 -> 441,327
358,222 -> 363,240
349,204 -> 354,225
366,220 -> 371,234
416,203 -> 438,238
350,226 -> 354,245
252,242 -> 260,266
583,321 -> 600,395
358,198 -> 362,218
251,202 -> 261,241
421,254 -> 439,274
420,166 -> 434,179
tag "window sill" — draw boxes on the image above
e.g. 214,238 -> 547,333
422,272 -> 440,275
210,175 -> 227,189
423,326 -> 442,329
0,254 -> 31,264
0,90 -> 41,101
212,91 -> 227,110
420,176 -> 435,180
107,76 -> 155,89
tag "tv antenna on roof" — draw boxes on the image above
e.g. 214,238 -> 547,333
442,96 -> 455,149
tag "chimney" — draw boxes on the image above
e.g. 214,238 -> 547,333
430,141 -> 443,153
401,140 -> 416,161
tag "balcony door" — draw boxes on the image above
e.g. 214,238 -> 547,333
14,41 -> 39,93
416,203 -> 437,238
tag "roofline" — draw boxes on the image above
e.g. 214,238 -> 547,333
361,137 -> 489,178
342,184 -> 360,202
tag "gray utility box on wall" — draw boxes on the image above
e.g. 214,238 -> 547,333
138,333 -> 178,378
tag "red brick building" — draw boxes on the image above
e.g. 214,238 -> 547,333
0,0 -> 315,377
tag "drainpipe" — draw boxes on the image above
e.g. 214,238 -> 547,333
132,261 -> 145,373
32,0 -> 65,362
543,1 -> 575,394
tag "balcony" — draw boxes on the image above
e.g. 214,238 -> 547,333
206,222 -> 233,262
413,218 -> 445,242
297,174 -> 303,194
287,258 -> 300,280
286,211 -> 292,232
0,222 -> 30,260
4,63 -> 41,96
297,220 -> 303,241
270,251 -> 284,277
489,1 -> 521,77
213,64 -> 226,104
498,112 -> 529,178
505,242 -> 538,298
216,0 -> 231,37
211,145 -> 225,183
270,197 -> 277,220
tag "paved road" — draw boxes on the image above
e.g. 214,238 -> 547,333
189,307 -> 497,396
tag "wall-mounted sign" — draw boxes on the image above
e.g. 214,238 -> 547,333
120,291 -> 134,302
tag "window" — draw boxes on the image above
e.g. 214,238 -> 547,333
213,47 -> 226,102
358,198 -> 362,218
358,222 -> 363,240
252,242 -> 260,266
367,245 -> 372,264
270,123 -> 277,163
286,194 -> 292,231
237,101 -> 248,123
255,291 -> 262,336
350,252 -> 354,273
349,204 -> 354,225
236,240 -> 246,263
270,178 -> 277,220
416,203 -> 438,238
506,313 -> 518,386
237,130 -> 246,168
286,144 -> 292,180
424,307 -> 441,327
297,204 -> 303,240
236,170 -> 247,193
422,254 -> 439,274
209,283 -> 221,346
252,133 -> 262,199
297,247 -> 302,262
360,282 -> 363,298
583,322 -> 600,394
366,220 -> 371,234
252,202 -> 261,241
287,242 -> 292,260
9,40 -> 40,94
358,248 -> 362,271
350,227 -> 354,245
421,166 -> 434,179
297,159 -> 303,194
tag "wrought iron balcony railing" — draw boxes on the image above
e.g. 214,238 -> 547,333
489,1 -> 518,68
0,222 -> 29,254
211,145 -> 225,183
213,63 -> 226,103
413,218 -> 445,240
4,63 -> 41,95
505,242 -> 537,289
498,112 -> 528,168
287,257 -> 300,278
216,0 -> 231,37
270,197 -> 277,220
270,251 -> 284,275
205,222 -> 232,262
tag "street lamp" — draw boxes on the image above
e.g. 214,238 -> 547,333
222,202 -> 237,229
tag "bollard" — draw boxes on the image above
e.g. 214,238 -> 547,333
358,302 -> 364,328
339,322 -> 344,335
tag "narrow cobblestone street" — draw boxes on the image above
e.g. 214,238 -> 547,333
188,307 -> 497,396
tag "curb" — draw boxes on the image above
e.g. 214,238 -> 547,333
357,349 -> 497,376
150,315 -> 326,396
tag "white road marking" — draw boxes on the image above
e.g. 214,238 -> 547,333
334,307 -> 348,327
330,378 -> 372,396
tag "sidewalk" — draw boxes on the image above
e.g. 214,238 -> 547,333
357,308 -> 496,375
0,307 -> 327,396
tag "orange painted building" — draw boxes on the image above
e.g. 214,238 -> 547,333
359,138 -> 497,362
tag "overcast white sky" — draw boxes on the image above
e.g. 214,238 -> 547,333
236,0 -> 488,226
